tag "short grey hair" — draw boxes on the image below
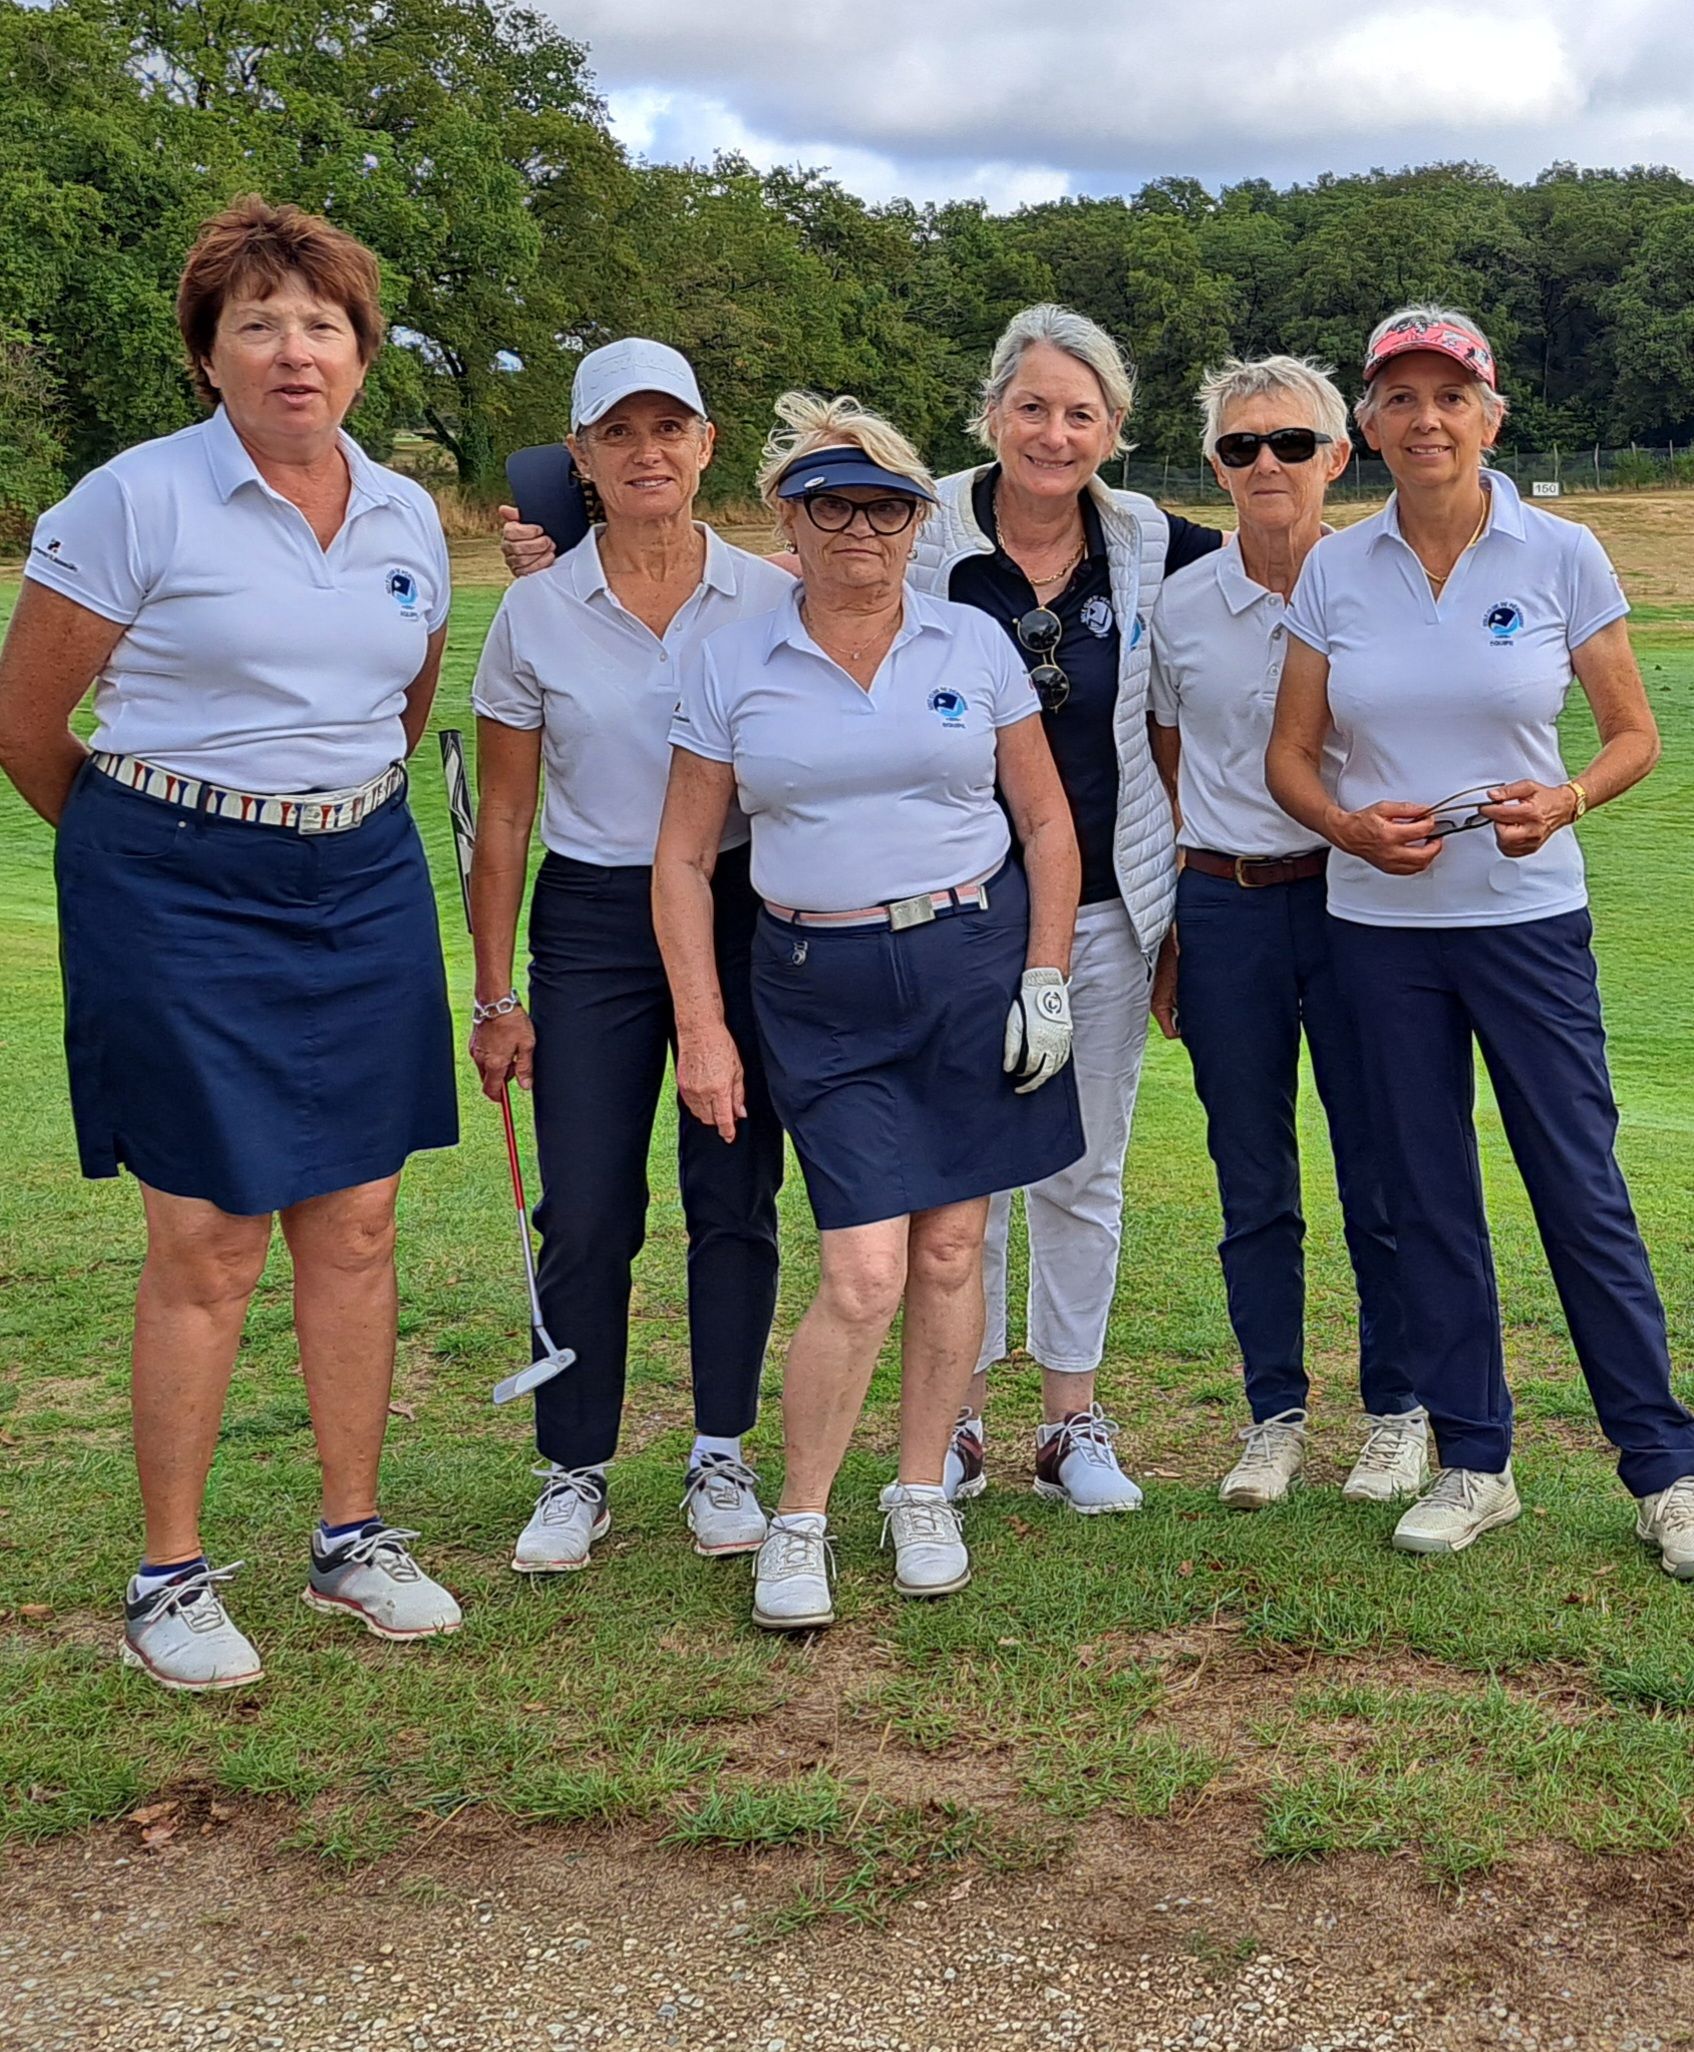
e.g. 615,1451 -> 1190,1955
969,303 -> 1135,456
1355,303 -> 1509,430
1197,355 -> 1351,458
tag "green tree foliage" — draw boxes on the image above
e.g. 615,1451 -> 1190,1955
5,0 -> 1694,536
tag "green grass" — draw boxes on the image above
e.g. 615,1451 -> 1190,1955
3,568 -> 1694,1895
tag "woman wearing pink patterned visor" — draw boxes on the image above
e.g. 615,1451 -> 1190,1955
1266,302 -> 1694,1575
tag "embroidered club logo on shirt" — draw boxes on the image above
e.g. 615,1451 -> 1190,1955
1484,600 -> 1524,640
386,568 -> 420,618
928,687 -> 968,724
1081,596 -> 1114,639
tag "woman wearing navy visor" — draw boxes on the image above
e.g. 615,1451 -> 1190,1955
1267,303 -> 1694,1572
0,197 -> 461,1691
654,394 -> 1083,1630
908,305 -> 1224,1515
1149,355 -> 1425,1511
469,338 -> 791,1573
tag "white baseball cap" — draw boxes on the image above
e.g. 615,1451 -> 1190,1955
570,338 -> 707,430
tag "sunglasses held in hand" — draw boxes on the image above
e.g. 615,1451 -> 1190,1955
1424,783 -> 1511,838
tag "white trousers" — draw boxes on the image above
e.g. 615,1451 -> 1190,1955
979,896 -> 1154,1376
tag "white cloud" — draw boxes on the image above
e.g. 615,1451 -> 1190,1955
557,0 -> 1694,199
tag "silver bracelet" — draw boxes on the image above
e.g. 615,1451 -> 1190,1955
471,989 -> 522,1026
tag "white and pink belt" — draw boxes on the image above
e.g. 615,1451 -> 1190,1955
763,865 -> 998,932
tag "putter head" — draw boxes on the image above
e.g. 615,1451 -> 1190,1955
492,1349 -> 576,1406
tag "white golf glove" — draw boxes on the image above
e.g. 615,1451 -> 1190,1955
1003,968 -> 1074,1095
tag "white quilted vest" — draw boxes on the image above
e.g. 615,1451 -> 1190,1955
909,467 -> 1177,951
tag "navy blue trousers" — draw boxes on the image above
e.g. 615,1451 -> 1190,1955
525,845 -> 783,1470
1329,908 -> 1694,1495
1176,868 -> 1415,1421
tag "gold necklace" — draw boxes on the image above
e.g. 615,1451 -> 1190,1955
1422,493 -> 1490,592
996,484 -> 1086,592
802,600 -> 898,665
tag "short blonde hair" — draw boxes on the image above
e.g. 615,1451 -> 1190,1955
969,304 -> 1135,456
1197,355 -> 1351,457
756,391 -> 937,520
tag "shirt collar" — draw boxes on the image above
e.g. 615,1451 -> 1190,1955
569,521 -> 738,603
1214,527 -> 1334,615
763,578 -> 956,663
1372,467 -> 1525,553
201,403 -> 399,512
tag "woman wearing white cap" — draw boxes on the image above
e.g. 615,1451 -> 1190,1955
1267,303 -> 1694,1571
469,338 -> 793,1574
654,393 -> 1082,1631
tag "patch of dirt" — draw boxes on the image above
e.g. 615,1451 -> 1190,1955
5,1800 -> 1694,2051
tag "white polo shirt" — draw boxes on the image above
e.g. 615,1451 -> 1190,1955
670,583 -> 1040,911
25,405 -> 449,793
472,526 -> 795,866
1149,535 -> 1332,858
1285,471 -> 1627,928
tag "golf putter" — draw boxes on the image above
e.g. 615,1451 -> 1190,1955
438,728 -> 576,1404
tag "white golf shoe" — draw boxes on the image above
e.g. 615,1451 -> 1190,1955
1392,1465 -> 1521,1554
681,1454 -> 768,1557
1220,1409 -> 1308,1509
302,1523 -> 462,1640
1342,1408 -> 1431,1503
751,1516 -> 835,1631
122,1561 -> 263,1693
511,1465 -> 611,1573
1032,1404 -> 1143,1513
1635,1475 -> 1694,1579
880,1483 -> 971,1596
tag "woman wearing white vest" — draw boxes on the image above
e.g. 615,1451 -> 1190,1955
0,197 -> 461,1691
907,305 -> 1224,1513
1267,305 -> 1694,1572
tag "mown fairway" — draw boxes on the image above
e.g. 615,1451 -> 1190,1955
3,526 -> 1693,1921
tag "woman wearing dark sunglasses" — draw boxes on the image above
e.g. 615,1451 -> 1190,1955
1149,355 -> 1426,1515
908,303 -> 1225,1518
1267,304 -> 1694,1575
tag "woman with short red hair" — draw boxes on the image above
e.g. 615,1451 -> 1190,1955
0,195 -> 463,1690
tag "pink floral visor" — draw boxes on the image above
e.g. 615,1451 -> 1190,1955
1362,319 -> 1497,390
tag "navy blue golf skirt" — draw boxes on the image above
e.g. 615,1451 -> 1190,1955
55,765 -> 458,1215
751,860 -> 1084,1230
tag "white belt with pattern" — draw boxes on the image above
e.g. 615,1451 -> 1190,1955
90,751 -> 405,835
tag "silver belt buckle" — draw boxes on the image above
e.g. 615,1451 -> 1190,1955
886,893 -> 937,932
299,799 -> 354,835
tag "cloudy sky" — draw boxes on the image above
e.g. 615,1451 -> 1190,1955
548,0 -> 1694,209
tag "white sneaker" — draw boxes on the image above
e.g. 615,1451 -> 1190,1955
121,1562 -> 263,1693
1635,1475 -> 1694,1579
1393,1465 -> 1521,1554
880,1483 -> 971,1596
1219,1409 -> 1308,1510
681,1454 -> 768,1557
1032,1405 -> 1143,1513
511,1465 -> 610,1573
943,1410 -> 987,1502
1342,1408 -> 1431,1503
302,1523 -> 462,1640
751,1517 -> 835,1631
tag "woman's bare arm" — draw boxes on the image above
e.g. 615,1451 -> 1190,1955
0,584 -> 128,824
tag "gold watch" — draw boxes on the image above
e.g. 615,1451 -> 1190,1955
1564,778 -> 1589,821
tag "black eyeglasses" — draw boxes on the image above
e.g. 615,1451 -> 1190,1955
1015,608 -> 1069,712
801,492 -> 918,536
1214,428 -> 1334,470
1425,783 -> 1507,837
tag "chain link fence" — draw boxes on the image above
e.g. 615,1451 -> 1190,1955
1124,444 -> 1694,504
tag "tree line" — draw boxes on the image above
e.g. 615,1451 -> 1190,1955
5,0 -> 1694,538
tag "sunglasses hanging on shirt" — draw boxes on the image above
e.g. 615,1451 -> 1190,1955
1014,607 -> 1070,712
1213,428 -> 1334,470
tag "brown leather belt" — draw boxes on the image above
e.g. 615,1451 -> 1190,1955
1184,847 -> 1329,889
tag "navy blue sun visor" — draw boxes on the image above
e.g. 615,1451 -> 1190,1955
775,444 -> 937,503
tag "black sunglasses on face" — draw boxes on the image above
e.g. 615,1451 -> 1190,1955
801,492 -> 918,535
1214,428 -> 1334,470
1015,607 -> 1069,712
